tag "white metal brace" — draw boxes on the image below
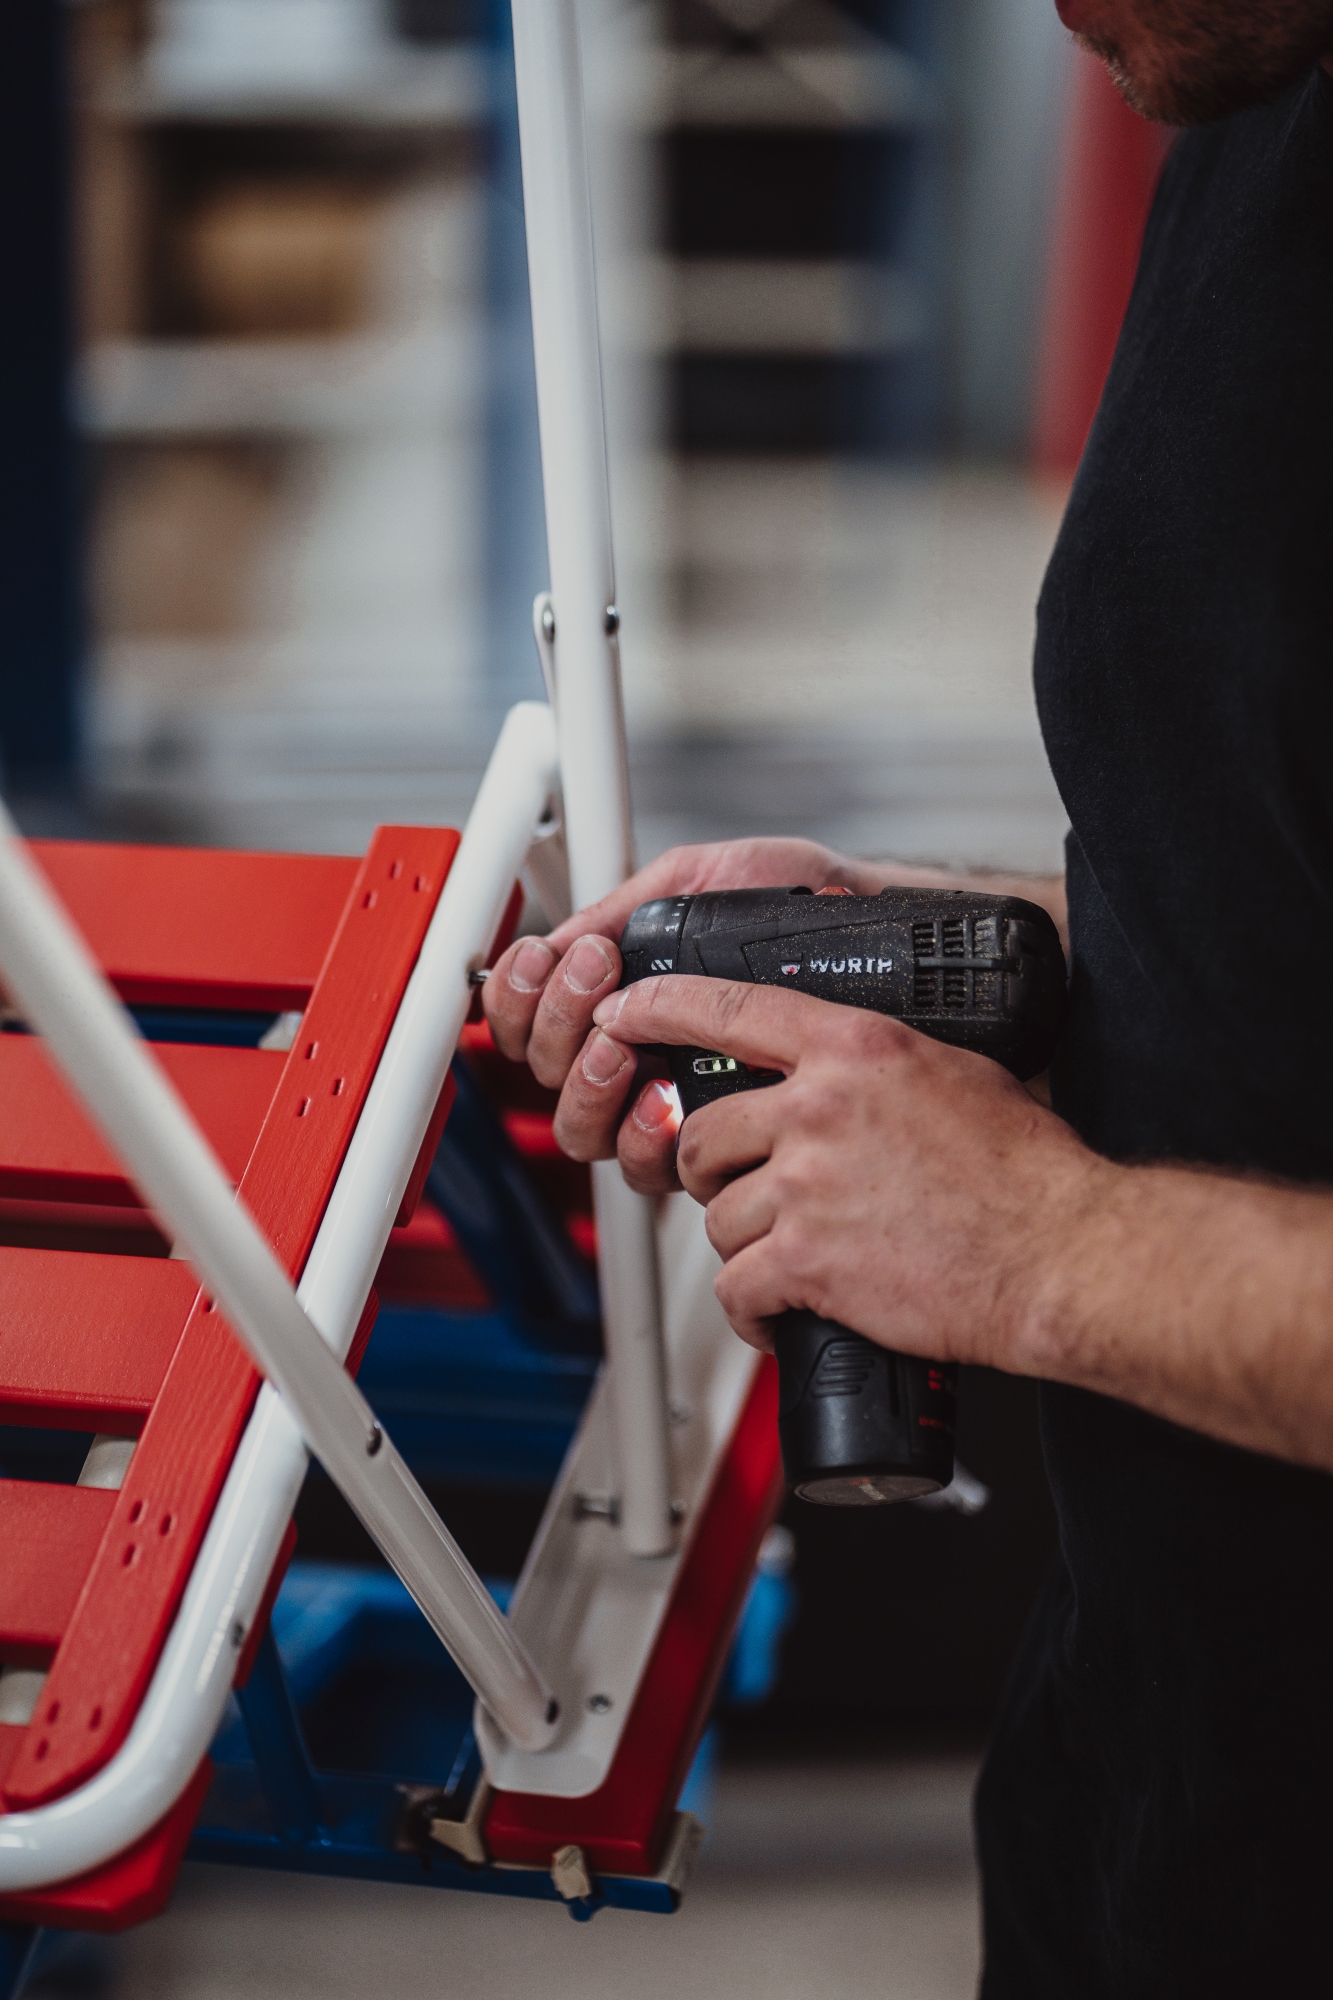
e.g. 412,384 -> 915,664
510,0 -> 676,1562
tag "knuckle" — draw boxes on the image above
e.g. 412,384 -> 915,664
773,1214 -> 823,1291
702,1200 -> 729,1254
676,1119 -> 706,1179
833,1009 -> 887,1060
711,979 -> 756,1033
713,1262 -> 742,1315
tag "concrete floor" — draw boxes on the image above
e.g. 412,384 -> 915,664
42,1759 -> 981,2000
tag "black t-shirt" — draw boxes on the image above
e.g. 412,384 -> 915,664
975,69 -> 1333,1999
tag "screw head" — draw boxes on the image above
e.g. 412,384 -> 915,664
603,604 -> 620,635
541,602 -> 556,642
587,1692 -> 613,1714
366,1422 -> 384,1457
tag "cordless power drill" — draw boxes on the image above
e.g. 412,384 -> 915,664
620,885 -> 1066,1506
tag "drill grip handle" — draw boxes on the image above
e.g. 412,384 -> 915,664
773,1311 -> 957,1505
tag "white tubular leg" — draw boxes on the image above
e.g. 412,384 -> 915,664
298,700 -> 561,1339
592,1163 -> 672,1552
511,0 -> 675,1556
0,703 -> 562,1760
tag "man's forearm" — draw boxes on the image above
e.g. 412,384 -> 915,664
1020,1159 -> 1333,1473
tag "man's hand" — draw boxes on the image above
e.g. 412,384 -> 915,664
481,837 -> 1068,1196
482,839 -> 879,1189
485,840 -> 1333,1470
585,975 -> 1106,1361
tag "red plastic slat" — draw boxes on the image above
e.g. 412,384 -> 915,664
0,1483 -> 118,1666
0,1041 -> 281,1208
4,825 -> 460,1810
0,1250 -> 198,1431
0,1201 -> 168,1258
27,843 -> 358,1011
483,1360 -> 783,1875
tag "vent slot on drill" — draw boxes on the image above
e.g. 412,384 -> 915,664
912,920 -> 939,1011
911,914 -> 1003,1018
810,1339 -> 879,1400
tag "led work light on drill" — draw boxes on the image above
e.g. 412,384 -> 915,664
620,886 -> 1067,1507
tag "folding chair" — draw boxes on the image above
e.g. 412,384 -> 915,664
0,2 -> 788,1983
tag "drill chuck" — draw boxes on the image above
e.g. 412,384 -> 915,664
620,885 -> 1066,1506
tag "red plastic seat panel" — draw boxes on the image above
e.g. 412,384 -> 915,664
2,826 -> 460,1811
0,1041 -> 281,1208
0,1483 -> 117,1665
28,844 -> 358,1012
0,1250 -> 198,1430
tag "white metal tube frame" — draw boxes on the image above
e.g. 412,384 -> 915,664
511,0 -> 674,1557
0,701 -> 559,1892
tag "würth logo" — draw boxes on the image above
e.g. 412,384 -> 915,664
798,957 -> 893,975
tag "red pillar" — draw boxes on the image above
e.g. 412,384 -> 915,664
1033,48 -> 1173,478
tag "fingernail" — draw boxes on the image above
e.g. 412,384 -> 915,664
582,1030 -> 630,1086
566,936 -> 614,995
510,938 -> 556,994
592,989 -> 627,1026
633,1080 -> 676,1132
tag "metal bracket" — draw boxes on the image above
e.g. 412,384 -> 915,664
476,1196 -> 761,1798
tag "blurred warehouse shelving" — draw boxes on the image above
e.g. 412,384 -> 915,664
69,0 -> 1072,872
75,0 -> 496,850
651,0 -> 942,453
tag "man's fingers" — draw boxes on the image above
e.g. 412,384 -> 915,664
551,1027 -> 641,1160
702,1166 -> 777,1260
616,1080 -> 683,1196
483,934 -> 559,1060
593,975 -> 826,1074
710,1239 -> 788,1352
676,1089 -> 780,1202
524,934 -> 622,1088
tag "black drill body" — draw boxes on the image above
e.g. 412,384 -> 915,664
620,885 -> 1067,1505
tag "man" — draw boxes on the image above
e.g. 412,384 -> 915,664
485,4 -> 1333,1991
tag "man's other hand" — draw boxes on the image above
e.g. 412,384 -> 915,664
586,975 -> 1104,1364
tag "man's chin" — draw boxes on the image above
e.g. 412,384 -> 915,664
1072,8 -> 1333,129
1071,28 -> 1163,119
